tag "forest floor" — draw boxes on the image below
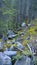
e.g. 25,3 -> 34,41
0,19 -> 37,65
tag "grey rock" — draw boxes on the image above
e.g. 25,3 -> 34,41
28,24 -> 31,27
0,52 -> 12,65
0,42 -> 3,49
3,55 -> 12,65
2,36 -> 8,42
16,38 -> 23,43
21,23 -> 26,27
14,56 -> 31,65
7,30 -> 16,38
4,51 -> 17,56
16,42 -> 24,50
7,30 -> 14,35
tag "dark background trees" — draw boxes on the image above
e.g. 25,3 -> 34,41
0,0 -> 37,33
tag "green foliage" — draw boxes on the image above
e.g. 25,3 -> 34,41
0,0 -> 20,33
34,56 -> 37,65
0,0 -> 37,33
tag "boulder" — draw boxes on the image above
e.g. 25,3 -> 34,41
4,51 -> 17,57
7,30 -> 14,35
0,52 -> 12,65
14,56 -> 31,65
2,36 -> 8,42
7,30 -> 16,39
3,55 -> 12,65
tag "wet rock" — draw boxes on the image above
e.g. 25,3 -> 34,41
10,41 -> 24,51
2,36 -> 8,42
3,55 -> 12,65
35,40 -> 37,43
16,38 -> 23,43
14,56 -> 31,65
0,52 -> 12,65
28,23 -> 31,27
0,42 -> 3,50
7,30 -> 14,35
21,22 -> 26,27
8,35 -> 16,39
7,30 -> 16,39
0,52 -> 4,65
4,51 -> 17,57
16,42 -> 24,50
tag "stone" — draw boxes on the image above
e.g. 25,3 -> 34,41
21,23 -> 26,27
3,55 -> 12,65
7,30 -> 16,39
4,51 -> 17,57
0,52 -> 3,65
0,52 -> 12,65
2,36 -> 8,42
28,23 -> 31,27
0,42 -> 3,50
16,38 -> 23,43
16,42 -> 24,50
14,56 -> 31,65
7,30 -> 14,35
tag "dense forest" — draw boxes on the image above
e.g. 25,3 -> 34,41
0,0 -> 37,33
0,0 -> 37,65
